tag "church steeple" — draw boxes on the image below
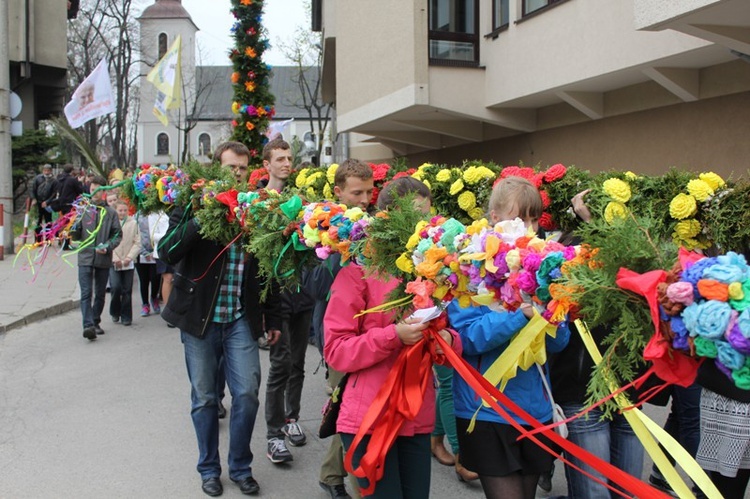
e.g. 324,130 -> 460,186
138,0 -> 197,30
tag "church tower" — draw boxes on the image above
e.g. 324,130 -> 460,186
137,0 -> 198,165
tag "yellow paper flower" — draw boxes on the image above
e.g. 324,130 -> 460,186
306,187 -> 316,198
604,201 -> 628,224
326,164 -> 339,184
505,249 -> 521,271
476,166 -> 496,179
457,191 -> 476,211
686,179 -> 713,202
295,168 -> 309,188
463,167 -> 481,185
344,207 -> 365,221
323,183 -> 332,199
305,172 -> 323,187
396,253 -> 414,274
467,219 -> 489,235
436,169 -> 451,182
423,179 -> 431,190
469,207 -> 485,220
669,193 -> 697,220
449,179 -> 464,196
728,282 -> 744,301
412,170 -> 424,180
699,172 -> 725,191
624,171 -> 639,180
602,178 -> 631,203
406,221 -> 428,250
674,219 -> 701,239
231,102 -> 240,114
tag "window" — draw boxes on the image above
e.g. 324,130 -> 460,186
158,33 -> 168,59
493,0 -> 509,30
198,133 -> 211,156
523,0 -> 563,16
428,0 -> 479,65
156,133 -> 169,156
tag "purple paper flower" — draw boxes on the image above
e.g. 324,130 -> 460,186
522,253 -> 542,273
672,334 -> 689,351
493,252 -> 509,276
726,323 -> 750,355
516,271 -> 538,294
715,359 -> 733,379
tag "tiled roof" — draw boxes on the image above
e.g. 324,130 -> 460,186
191,65 -> 321,121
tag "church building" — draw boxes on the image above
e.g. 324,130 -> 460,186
136,0 -> 328,166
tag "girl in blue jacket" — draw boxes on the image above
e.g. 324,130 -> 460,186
448,177 -> 570,499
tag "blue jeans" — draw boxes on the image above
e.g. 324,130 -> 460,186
561,404 -> 644,499
181,318 -> 261,480
79,265 -> 110,328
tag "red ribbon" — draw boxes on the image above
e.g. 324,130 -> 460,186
344,317 -> 447,496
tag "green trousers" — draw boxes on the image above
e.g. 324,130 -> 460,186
432,363 -> 459,454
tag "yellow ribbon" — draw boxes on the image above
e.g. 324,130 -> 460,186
467,311 -> 557,432
574,319 -> 721,499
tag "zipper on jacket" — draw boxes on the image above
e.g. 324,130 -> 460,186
201,254 -> 227,337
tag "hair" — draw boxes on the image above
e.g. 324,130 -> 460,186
376,177 -> 432,211
63,164 -> 75,174
42,164 -> 52,170
115,200 -> 129,209
213,141 -> 250,164
262,138 -> 290,161
334,158 -> 373,188
90,175 -> 107,187
488,177 -> 543,220
106,189 -> 120,198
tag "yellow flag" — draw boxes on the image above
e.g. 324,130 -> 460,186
147,35 -> 182,125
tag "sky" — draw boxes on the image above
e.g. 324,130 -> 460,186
178,0 -> 309,66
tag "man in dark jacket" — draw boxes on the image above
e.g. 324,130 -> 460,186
158,141 -> 282,498
71,176 -> 122,340
31,164 -> 57,238
52,164 -> 84,214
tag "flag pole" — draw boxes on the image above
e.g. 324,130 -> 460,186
177,107 -> 181,167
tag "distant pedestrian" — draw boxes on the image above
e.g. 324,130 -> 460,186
72,176 -> 121,340
135,211 -> 165,318
110,200 -> 141,326
31,164 -> 57,242
50,164 -> 84,250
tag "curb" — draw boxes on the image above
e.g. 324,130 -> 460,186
0,299 -> 81,335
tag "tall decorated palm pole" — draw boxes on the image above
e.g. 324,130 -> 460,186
229,0 -> 276,163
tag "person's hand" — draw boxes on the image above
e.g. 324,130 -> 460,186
41,201 -> 47,208
395,317 -> 428,345
519,303 -> 534,319
434,329 -> 453,355
95,247 -> 107,255
123,257 -> 132,266
265,329 -> 281,346
571,189 -> 592,223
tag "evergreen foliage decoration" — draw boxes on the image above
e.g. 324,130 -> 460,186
229,0 -> 275,164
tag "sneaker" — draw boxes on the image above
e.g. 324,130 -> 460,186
151,298 -> 161,314
141,304 -> 150,317
649,474 -> 678,497
257,336 -> 270,350
282,419 -> 307,446
121,320 -> 132,326
538,467 -> 553,492
94,325 -> 105,335
111,315 -> 120,323
319,481 -> 352,499
82,326 -> 97,340
267,438 -> 293,463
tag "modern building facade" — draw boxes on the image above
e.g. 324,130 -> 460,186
317,0 -> 750,176
136,0 -> 331,167
7,0 -> 69,129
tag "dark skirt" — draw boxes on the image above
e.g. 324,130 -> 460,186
456,417 -> 556,477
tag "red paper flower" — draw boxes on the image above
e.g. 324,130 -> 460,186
539,190 -> 551,209
544,164 -> 567,183
370,163 -> 390,182
500,166 -> 520,178
405,278 -> 437,309
370,187 -> 380,206
539,212 -> 557,231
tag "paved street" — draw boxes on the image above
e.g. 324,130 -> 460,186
0,308 -> 504,498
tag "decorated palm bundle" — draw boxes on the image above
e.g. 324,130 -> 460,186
120,164 -> 187,214
393,215 -> 590,321
658,251 -> 750,389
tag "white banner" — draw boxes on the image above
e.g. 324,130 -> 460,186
64,58 -> 116,128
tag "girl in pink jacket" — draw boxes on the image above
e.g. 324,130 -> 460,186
324,178 -> 462,498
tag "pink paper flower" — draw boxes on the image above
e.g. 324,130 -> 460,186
666,282 -> 695,306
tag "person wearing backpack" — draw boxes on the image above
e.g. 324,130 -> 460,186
31,164 -> 57,241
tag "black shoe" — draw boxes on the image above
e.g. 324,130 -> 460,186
111,315 -> 120,323
282,419 -> 307,446
649,474 -> 677,497
218,402 -> 226,419
201,477 -> 223,496
121,320 -> 131,326
319,481 -> 352,499
82,327 -> 97,340
231,476 -> 260,495
538,466 -> 553,492
267,438 -> 293,463
94,325 -> 105,335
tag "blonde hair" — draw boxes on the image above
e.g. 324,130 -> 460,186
488,177 -> 542,220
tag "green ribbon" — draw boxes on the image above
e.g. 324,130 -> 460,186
280,195 -> 303,220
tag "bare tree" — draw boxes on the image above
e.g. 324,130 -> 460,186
66,0 -> 140,171
277,26 -> 333,164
